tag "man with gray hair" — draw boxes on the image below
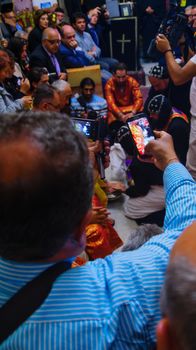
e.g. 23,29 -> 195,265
157,221 -> 196,350
29,27 -> 67,83
14,30 -> 28,41
52,80 -> 72,113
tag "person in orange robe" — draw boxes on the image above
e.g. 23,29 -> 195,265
105,62 -> 143,125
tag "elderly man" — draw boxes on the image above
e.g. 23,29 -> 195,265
0,110 -> 195,348
32,84 -> 61,112
52,79 -> 72,113
29,28 -> 66,83
59,24 -> 91,68
156,33 -> 196,180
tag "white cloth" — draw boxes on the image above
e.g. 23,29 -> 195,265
190,54 -> 196,117
124,185 -> 165,219
109,143 -> 127,183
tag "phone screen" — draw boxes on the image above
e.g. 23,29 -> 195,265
72,119 -> 94,139
127,117 -> 154,156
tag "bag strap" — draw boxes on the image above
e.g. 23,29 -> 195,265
0,260 -> 71,344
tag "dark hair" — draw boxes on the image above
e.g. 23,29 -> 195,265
55,7 -> 64,13
8,37 -> 27,61
33,84 -> 56,107
34,9 -> 48,27
28,67 -> 48,89
80,77 -> 95,89
113,62 -> 128,74
71,12 -> 86,25
0,111 -> 93,260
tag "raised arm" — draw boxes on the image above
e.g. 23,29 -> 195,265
156,34 -> 196,85
145,131 -> 196,233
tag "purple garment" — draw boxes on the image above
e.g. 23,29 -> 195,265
50,54 -> 61,76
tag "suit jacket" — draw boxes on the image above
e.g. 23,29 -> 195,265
29,45 -> 66,82
0,22 -> 16,41
59,43 -> 91,68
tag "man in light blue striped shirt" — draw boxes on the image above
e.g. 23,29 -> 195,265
0,112 -> 195,349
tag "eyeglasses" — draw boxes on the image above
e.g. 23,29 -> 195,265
46,39 -> 61,45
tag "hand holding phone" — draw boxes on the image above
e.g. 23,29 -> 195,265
127,115 -> 155,158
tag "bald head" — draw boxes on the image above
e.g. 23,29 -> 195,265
61,25 -> 77,49
42,28 -> 61,54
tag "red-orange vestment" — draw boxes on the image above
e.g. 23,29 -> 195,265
105,76 -> 143,124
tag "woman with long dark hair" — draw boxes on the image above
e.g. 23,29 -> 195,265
28,10 -> 49,53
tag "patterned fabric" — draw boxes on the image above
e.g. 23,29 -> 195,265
165,107 -> 189,130
148,64 -> 169,79
0,163 -> 195,349
105,76 -> 143,124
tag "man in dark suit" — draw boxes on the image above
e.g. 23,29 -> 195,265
29,28 -> 67,83
59,24 -> 92,68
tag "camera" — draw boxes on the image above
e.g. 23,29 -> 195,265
72,116 -> 108,179
100,4 -> 107,16
72,116 -> 108,141
147,3 -> 188,60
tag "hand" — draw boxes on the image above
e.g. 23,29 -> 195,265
156,34 -> 171,53
87,140 -> 102,167
59,72 -> 67,80
69,40 -> 78,49
145,131 -> 179,171
146,6 -> 154,14
124,112 -> 134,121
87,50 -> 96,57
20,78 -> 30,94
107,181 -> 126,193
88,7 -> 101,18
89,206 -> 110,225
22,96 -> 33,110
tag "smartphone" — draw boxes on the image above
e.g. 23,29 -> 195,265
127,115 -> 154,157
72,118 -> 95,140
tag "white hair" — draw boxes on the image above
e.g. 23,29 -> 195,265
52,80 -> 71,92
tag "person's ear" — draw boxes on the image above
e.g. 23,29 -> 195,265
157,318 -> 180,350
41,102 -> 50,111
74,209 -> 92,243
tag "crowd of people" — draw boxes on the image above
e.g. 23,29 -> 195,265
0,0 -> 195,349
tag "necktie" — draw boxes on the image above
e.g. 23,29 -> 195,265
50,54 -> 61,76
